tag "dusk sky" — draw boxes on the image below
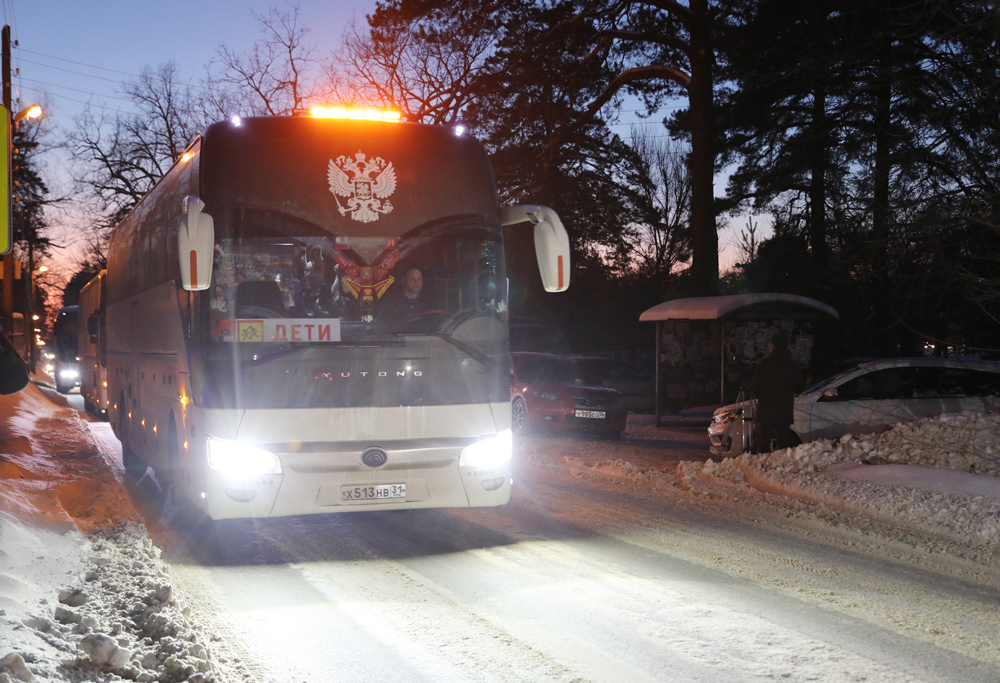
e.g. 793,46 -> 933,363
4,1 -> 377,277
6,1 -> 376,128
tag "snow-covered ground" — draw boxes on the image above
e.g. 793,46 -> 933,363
2,380 -> 1000,682
0,384 -> 231,683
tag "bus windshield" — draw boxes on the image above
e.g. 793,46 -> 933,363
199,211 -> 509,410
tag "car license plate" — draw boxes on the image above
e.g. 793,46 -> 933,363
575,409 -> 606,419
341,484 -> 406,501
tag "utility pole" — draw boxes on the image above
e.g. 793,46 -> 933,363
2,25 -> 13,344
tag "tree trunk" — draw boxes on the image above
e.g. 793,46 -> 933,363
809,87 -> 828,265
872,32 -> 892,262
687,0 -> 718,296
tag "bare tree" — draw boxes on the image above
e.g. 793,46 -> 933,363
625,128 -> 691,286
68,62 -> 203,224
330,2 -> 499,124
67,2 -> 324,272
735,215 -> 760,265
204,3 -> 326,117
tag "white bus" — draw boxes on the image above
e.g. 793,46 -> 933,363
52,305 -> 80,394
107,111 -> 569,520
78,270 -> 108,416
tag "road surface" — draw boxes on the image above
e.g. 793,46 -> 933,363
84,415 -> 1000,683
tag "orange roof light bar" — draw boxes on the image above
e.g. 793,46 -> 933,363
311,106 -> 401,122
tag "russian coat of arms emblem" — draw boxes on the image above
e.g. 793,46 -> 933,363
327,151 -> 397,223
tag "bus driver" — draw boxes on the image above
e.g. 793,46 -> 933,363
377,266 -> 438,319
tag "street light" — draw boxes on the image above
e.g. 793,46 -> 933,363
13,104 -> 41,124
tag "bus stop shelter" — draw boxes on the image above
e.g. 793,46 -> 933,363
639,293 -> 839,425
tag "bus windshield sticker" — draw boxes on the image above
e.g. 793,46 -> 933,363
216,318 -> 342,343
328,152 -> 397,223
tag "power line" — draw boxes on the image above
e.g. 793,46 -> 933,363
16,57 -> 128,85
43,93 -> 130,115
15,46 -> 142,78
18,76 -> 133,103
14,46 -> 217,97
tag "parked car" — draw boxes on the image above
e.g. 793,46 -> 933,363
510,352 -> 628,437
708,357 -> 1000,457
571,356 -> 655,413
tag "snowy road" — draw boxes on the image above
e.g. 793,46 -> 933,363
86,420 -> 1000,683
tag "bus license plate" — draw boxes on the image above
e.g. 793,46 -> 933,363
575,410 -> 606,419
341,484 -> 406,501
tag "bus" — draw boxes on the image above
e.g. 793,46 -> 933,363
107,112 -> 570,520
79,270 -> 108,416
52,305 -> 80,394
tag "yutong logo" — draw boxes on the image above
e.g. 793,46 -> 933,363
361,447 -> 388,468
313,367 -> 424,381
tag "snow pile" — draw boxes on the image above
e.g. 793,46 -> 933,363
0,384 -> 230,683
688,412 -> 1000,549
565,456 -> 672,485
2,523 -> 221,683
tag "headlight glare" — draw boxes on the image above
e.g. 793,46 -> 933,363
460,429 -> 512,468
207,437 -> 282,476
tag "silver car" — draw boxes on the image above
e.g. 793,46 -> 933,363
709,357 -> 1000,457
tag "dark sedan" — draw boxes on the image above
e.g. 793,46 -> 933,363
510,352 -> 628,437
571,356 -> 655,413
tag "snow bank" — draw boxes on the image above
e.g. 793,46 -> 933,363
1,520 -> 223,683
687,412 -> 1000,548
0,385 -> 230,683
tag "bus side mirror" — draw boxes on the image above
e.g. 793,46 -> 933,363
499,205 -> 570,292
87,315 -> 98,344
178,195 -> 215,291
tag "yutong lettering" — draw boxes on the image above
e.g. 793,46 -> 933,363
315,369 -> 424,380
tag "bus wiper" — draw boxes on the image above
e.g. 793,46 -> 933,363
241,337 -> 409,365
242,345 -> 312,365
239,334 -> 489,367
425,332 -> 492,367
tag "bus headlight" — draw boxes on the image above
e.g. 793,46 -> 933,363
207,437 -> 283,476
459,429 -> 512,468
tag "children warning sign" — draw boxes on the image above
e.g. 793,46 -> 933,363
218,318 -> 342,343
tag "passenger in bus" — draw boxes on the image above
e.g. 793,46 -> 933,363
294,246 -> 351,319
377,266 -> 440,321
299,245 -> 326,315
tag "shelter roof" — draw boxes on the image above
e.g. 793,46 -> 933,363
639,293 -> 839,322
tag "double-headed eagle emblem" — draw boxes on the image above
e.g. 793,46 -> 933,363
328,151 -> 397,223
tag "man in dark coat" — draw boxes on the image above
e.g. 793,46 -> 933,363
744,331 -> 804,453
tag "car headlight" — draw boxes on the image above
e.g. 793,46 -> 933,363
460,429 -> 512,468
712,410 -> 738,424
58,369 -> 79,379
530,389 -> 561,402
207,437 -> 283,476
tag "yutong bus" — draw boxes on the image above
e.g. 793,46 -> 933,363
107,112 -> 569,520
